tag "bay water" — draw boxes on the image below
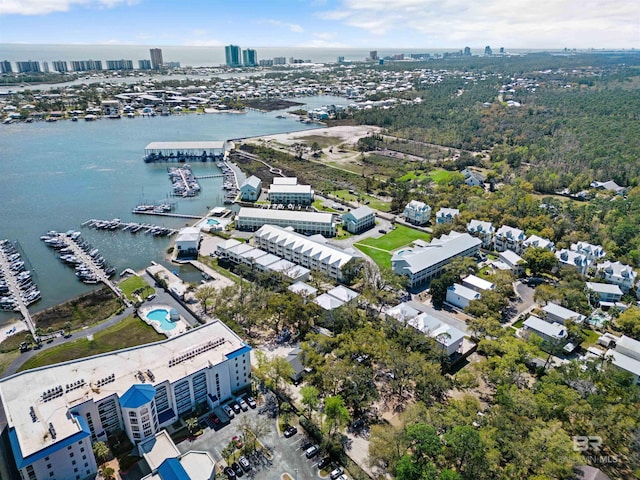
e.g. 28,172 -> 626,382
0,96 -> 343,324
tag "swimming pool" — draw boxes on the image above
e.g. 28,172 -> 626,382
207,218 -> 220,226
146,308 -> 176,331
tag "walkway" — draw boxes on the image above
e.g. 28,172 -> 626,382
0,243 -> 37,338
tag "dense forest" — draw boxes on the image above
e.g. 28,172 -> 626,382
352,53 -> 640,188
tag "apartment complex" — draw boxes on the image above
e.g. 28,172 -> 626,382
391,232 -> 481,289
253,224 -> 361,282
235,207 -> 336,236
150,48 -> 163,70
243,49 -> 258,67
342,206 -> 375,234
403,200 -> 431,226
0,322 -> 251,480
225,45 -> 242,67
267,177 -> 314,206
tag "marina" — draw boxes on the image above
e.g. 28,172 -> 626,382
82,218 -> 180,236
41,231 -> 129,305
0,240 -> 38,336
143,141 -> 228,163
168,165 -> 201,197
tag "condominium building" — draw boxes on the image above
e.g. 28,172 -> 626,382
523,234 -> 555,251
70,60 -> 103,72
555,249 -> 591,275
571,242 -> 606,261
239,175 -> 262,201
242,49 -> 258,67
139,59 -> 152,70
225,45 -> 242,67
403,200 -> 431,226
0,60 -> 12,74
52,61 -> 68,73
342,206 -> 375,234
235,207 -> 336,236
106,59 -> 134,70
596,261 -> 637,292
466,219 -> 494,249
253,224 -> 361,282
16,61 -> 40,73
273,57 -> 287,65
494,225 -> 526,254
150,48 -> 163,70
268,177 -> 314,205
0,322 -> 251,480
391,232 -> 481,289
435,208 -> 460,224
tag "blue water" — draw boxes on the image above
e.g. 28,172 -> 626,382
146,308 -> 176,331
0,96 -> 344,324
206,218 -> 219,226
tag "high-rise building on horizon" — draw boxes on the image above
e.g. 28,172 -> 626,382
273,56 -> 287,65
242,48 -> 258,67
150,48 -> 163,70
0,60 -> 12,74
106,59 -> 134,70
52,60 -> 68,73
463,46 -> 471,56
259,59 -> 273,67
139,59 -> 152,70
484,45 -> 493,56
225,45 -> 242,67
369,50 -> 378,61
71,60 -> 102,72
16,60 -> 40,73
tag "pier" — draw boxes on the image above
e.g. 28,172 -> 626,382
131,211 -> 202,219
82,218 -> 180,235
168,165 -> 200,197
0,240 -> 37,338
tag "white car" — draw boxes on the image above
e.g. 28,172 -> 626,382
330,467 -> 344,479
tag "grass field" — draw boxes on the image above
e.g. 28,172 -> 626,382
119,275 -> 155,301
429,169 -> 457,184
398,170 -> 429,182
312,199 -> 339,213
18,316 -> 164,372
329,190 -> 391,212
358,225 -> 431,251
354,245 -> 392,270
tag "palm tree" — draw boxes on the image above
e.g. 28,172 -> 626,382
185,417 -> 198,435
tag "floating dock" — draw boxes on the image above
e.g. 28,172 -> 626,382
0,240 -> 38,337
82,219 -> 179,236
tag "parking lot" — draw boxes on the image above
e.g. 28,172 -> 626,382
174,399 -> 332,479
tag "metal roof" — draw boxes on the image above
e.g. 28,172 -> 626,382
119,384 -> 157,409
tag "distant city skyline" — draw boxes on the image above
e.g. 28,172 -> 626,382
0,0 -> 637,49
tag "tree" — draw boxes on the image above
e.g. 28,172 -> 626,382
92,441 -> 110,464
615,306 -> 640,338
442,425 -> 487,480
194,285 -> 216,314
323,395 -> 351,436
522,247 -> 557,276
300,385 -> 320,417
102,467 -> 115,480
185,417 -> 198,435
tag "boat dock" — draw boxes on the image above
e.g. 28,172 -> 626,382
131,211 -> 202,219
143,141 -> 228,163
0,240 -> 37,338
168,165 -> 201,197
82,218 -> 179,236
41,231 -> 130,307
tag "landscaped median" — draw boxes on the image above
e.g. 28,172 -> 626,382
354,224 -> 431,270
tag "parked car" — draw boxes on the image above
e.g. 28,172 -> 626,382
246,396 -> 257,408
238,456 -> 251,472
378,229 -> 387,234
146,293 -> 156,301
283,425 -> 298,438
232,462 -> 243,477
236,397 -> 249,411
224,466 -> 236,479
336,475 -> 349,480
222,404 -> 235,419
305,444 -> 320,458
317,457 -> 332,470
330,467 -> 344,479
231,401 -> 242,414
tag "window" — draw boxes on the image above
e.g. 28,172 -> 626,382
72,460 -> 76,465
47,464 -> 52,469
80,447 -> 84,452
129,411 -> 137,418
74,467 -> 78,472
82,455 -> 86,460
84,463 -> 88,468
70,453 -> 74,458
68,446 -> 72,450
49,473 -> 54,478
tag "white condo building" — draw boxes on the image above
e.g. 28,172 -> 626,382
0,321 -> 251,480
466,220 -> 494,249
596,261 -> 637,292
494,225 -> 526,254
253,224 -> 361,282
403,200 -> 431,226
268,177 -> 314,205
391,232 -> 481,289
235,207 -> 336,236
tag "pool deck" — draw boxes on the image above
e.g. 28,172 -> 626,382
138,304 -> 189,337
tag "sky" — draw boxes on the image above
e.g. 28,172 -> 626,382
0,0 -> 638,49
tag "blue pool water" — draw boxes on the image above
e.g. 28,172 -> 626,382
207,218 -> 220,226
146,308 -> 176,331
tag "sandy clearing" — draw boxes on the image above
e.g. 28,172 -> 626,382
245,125 -> 382,148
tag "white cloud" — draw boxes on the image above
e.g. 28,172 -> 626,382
316,0 -> 640,47
0,0 -> 137,16
263,19 -> 304,33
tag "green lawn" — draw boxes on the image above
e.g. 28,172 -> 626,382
429,169 -> 456,185
119,275 -> 155,301
358,224 -> 431,251
18,316 -> 164,372
354,244 -> 392,270
581,328 -> 600,347
312,199 -> 339,213
513,318 -> 525,329
329,190 -> 391,212
398,170 -> 429,182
